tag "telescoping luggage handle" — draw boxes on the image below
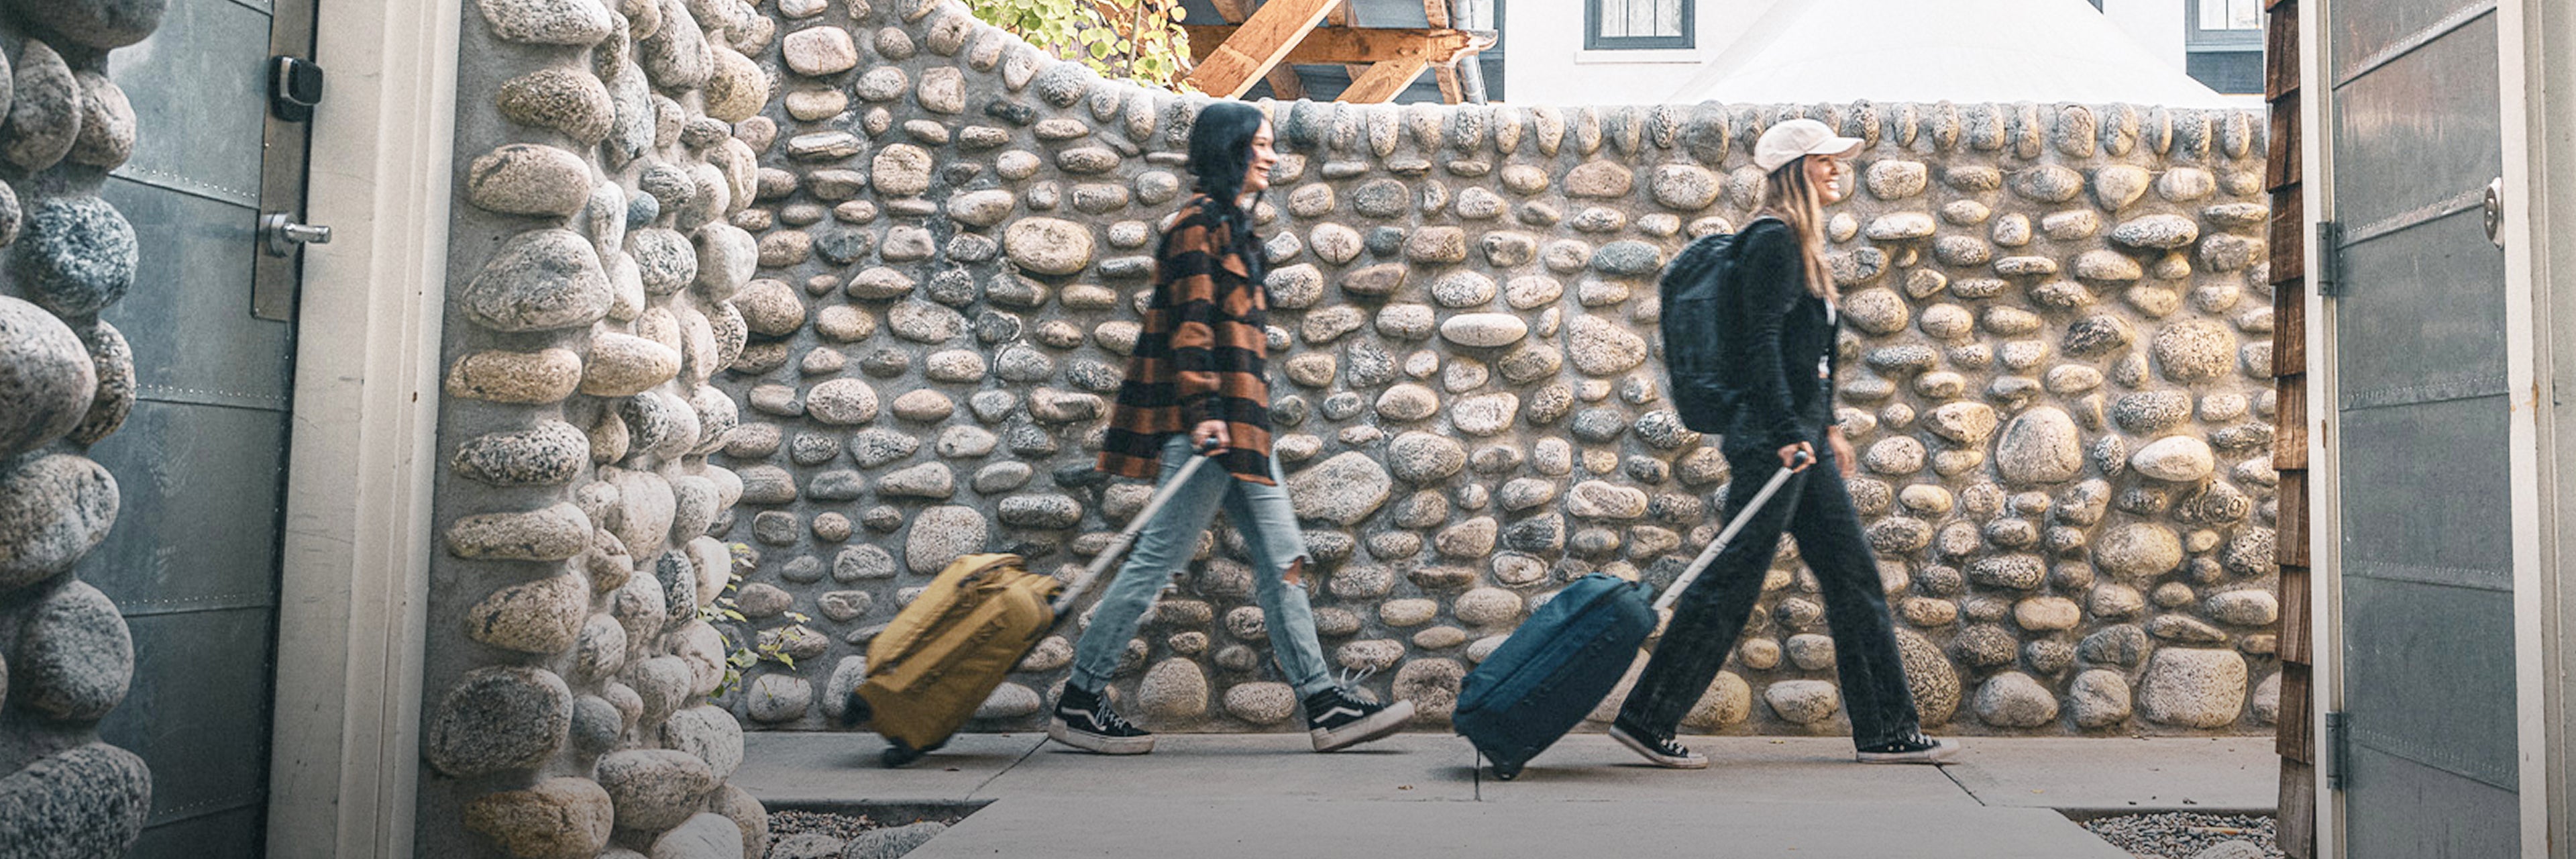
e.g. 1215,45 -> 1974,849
1650,450 -> 1812,613
1050,438 -> 1226,615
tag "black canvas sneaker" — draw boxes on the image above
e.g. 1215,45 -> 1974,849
1609,717 -> 1709,769
1303,685 -> 1416,752
1048,685 -> 1155,755
1855,733 -> 1958,764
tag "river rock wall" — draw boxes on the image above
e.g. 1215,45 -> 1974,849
0,3 -> 160,856
420,0 -> 778,856
703,0 -> 2279,742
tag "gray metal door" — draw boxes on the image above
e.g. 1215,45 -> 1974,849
80,0 -> 318,853
2324,1 -> 2518,854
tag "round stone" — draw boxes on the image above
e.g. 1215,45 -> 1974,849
2095,523 -> 2184,578
13,579 -> 131,720
0,296 -> 96,456
804,378 -> 878,425
0,454 -> 117,590
904,505 -> 988,574
1285,453 -> 1394,525
2153,319 -> 2237,382
594,749 -> 715,834
463,776 -> 615,859
1,40 -> 80,171
1974,672 -> 2059,728
1994,407 -> 2084,485
0,744 -> 150,858
466,144 -> 594,216
1375,384 -> 1440,423
2131,436 -> 2217,482
1224,681 -> 1298,724
497,68 -> 615,144
1439,313 -> 1529,348
2204,589 -> 2279,626
1138,658 -> 1209,721
426,666 -> 572,776
2137,648 -> 2248,728
2110,214 -> 2200,250
1763,679 -> 1841,723
1393,658 -> 1465,721
462,229 -> 611,332
15,196 -> 138,317
1568,316 -> 1647,376
1003,217 -> 1094,275
781,24 -> 859,75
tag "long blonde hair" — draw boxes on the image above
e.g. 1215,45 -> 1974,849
1754,157 -> 1837,302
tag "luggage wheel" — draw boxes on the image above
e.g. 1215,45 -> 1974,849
1491,760 -> 1522,780
839,689 -> 873,729
881,741 -> 926,768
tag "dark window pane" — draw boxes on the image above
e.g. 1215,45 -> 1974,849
2188,50 -> 2265,94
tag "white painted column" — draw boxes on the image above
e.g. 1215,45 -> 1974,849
264,0 -> 463,856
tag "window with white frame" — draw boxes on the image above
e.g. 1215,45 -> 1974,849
1587,0 -> 1691,50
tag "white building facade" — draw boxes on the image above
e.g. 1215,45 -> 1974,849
1502,0 -> 2261,107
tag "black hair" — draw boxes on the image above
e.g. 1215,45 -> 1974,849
1187,101 -> 1268,205
1183,101 -> 1270,283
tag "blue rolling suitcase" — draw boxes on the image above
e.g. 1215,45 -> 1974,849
1454,456 -> 1806,780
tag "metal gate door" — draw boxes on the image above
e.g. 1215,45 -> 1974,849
80,0 -> 318,852
2323,1 -> 2518,854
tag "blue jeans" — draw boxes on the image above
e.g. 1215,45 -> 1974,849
1069,435 -> 1333,697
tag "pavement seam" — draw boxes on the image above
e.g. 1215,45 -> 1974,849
1939,763 -> 1992,806
966,736 -> 1050,800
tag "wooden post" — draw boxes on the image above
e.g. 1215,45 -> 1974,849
1185,0 -> 1340,98
2265,0 -> 2314,855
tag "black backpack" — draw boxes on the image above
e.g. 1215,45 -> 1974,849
1658,226 -> 1752,434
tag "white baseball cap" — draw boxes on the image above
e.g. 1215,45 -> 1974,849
1753,118 -> 1864,173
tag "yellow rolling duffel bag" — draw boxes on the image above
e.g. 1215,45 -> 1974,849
845,446 -> 1218,767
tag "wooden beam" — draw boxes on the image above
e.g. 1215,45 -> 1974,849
1206,0 -> 1307,101
1185,0 -> 1340,98
1183,25 -> 1484,65
1340,55 -> 1430,103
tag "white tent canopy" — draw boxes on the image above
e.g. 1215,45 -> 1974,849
1665,0 -> 2246,109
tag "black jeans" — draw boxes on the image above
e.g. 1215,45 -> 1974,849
1616,434 -> 1923,748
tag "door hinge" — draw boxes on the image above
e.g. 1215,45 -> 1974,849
2325,709 -> 2351,791
268,56 -> 323,122
2314,220 -> 2343,297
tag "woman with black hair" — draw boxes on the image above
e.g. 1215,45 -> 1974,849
1607,119 -> 1957,769
1051,101 -> 1415,755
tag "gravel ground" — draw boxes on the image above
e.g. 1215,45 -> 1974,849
767,808 -> 977,858
768,809 -> 884,842
2080,812 -> 2282,859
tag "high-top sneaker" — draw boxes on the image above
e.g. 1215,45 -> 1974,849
1049,685 -> 1154,754
1303,685 -> 1416,752
1609,717 -> 1709,769
1855,733 -> 1957,764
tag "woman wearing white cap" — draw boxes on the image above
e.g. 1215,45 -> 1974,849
1607,118 -> 1958,768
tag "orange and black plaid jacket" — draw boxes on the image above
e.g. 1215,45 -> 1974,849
1097,195 -> 1277,485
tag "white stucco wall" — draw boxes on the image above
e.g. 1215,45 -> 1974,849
1505,0 -> 2193,107
1502,0 -> 1784,106
2102,0 -> 2186,69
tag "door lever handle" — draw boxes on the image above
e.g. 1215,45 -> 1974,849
259,212 -> 331,257
2484,176 -> 2505,248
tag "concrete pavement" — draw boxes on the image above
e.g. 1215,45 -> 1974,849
735,731 -> 2276,857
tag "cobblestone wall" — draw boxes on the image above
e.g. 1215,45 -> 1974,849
0,3 -> 158,856
706,0 -> 2280,742
420,0 -> 778,856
